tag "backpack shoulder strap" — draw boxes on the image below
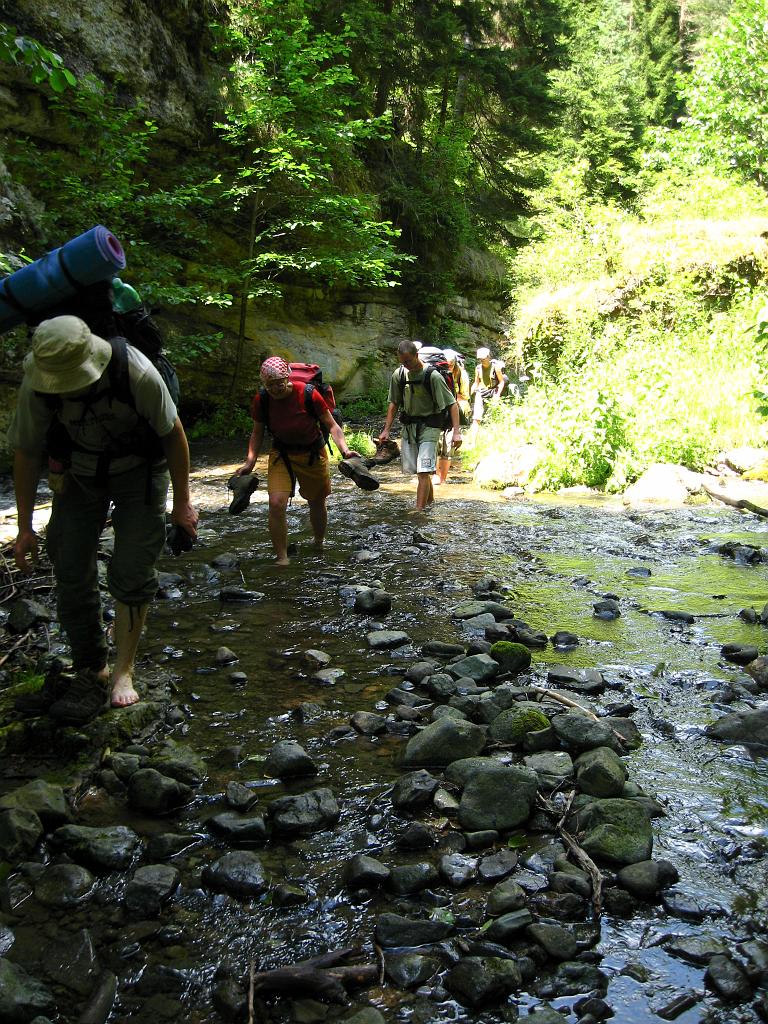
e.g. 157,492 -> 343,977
258,387 -> 271,432
304,382 -> 318,419
106,335 -> 134,408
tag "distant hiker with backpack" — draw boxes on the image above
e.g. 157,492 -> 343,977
9,313 -> 198,723
468,346 -> 505,446
235,356 -> 369,566
377,339 -> 461,511
433,348 -> 470,486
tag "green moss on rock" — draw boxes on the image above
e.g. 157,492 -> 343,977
489,641 -> 532,675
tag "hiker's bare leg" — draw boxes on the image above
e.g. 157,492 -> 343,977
308,496 -> 328,549
434,457 -> 450,485
268,492 -> 291,565
111,601 -> 148,707
416,472 -> 434,510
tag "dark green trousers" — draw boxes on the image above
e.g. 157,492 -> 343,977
46,464 -> 169,671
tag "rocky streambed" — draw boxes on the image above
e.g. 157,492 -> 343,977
0,444 -> 767,1024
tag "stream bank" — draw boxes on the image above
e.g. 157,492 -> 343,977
0,443 -> 767,1024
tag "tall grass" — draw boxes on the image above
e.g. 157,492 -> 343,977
485,168 -> 768,491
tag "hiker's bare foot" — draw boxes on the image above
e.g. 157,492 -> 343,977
275,555 -> 290,566
111,672 -> 139,708
313,538 -> 324,551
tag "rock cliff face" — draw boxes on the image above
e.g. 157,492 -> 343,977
0,0 -> 507,457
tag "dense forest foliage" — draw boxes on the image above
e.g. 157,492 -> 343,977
1,0 -> 767,487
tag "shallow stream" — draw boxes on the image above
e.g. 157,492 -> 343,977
3,441 -> 768,1023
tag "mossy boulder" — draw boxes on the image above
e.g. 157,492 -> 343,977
489,642 -> 532,675
488,702 -> 550,745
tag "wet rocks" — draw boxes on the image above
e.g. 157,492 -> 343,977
488,702 -> 550,745
705,953 -> 753,1001
457,764 -> 538,831
721,643 -> 759,665
446,654 -> 500,684
202,851 -> 269,899
354,588 -> 392,615
34,863 -> 95,907
0,808 -> 43,862
366,630 -> 410,650
264,740 -> 317,779
402,718 -> 485,765
0,780 -> 71,827
344,854 -> 391,889
374,913 -> 454,947
208,813 -> 268,843
444,956 -> 522,1006
527,922 -> 578,961
573,798 -> 653,865
574,747 -> 628,797
7,598 -> 52,633
128,769 -> 193,814
616,858 -> 679,898
51,824 -> 141,872
267,788 -> 340,837
0,959 -> 56,1020
384,953 -> 439,989
705,706 -> 768,746
124,864 -> 180,917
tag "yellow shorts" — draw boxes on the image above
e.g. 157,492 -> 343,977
267,449 -> 331,501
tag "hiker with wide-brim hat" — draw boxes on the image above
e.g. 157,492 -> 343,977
9,313 -> 198,724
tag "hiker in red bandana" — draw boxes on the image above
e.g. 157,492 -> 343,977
236,357 -> 361,565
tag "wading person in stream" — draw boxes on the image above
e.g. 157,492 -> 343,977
433,349 -> 470,487
467,345 -> 505,446
378,339 -> 461,511
9,314 -> 198,723
235,356 -> 366,565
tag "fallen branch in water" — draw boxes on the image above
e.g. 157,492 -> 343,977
537,793 -> 604,919
248,947 -> 377,1004
701,482 -> 768,518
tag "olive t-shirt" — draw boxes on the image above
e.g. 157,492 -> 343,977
8,345 -> 177,477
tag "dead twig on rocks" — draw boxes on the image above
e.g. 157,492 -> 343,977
248,962 -> 255,1024
248,947 -> 377,1004
0,633 -> 30,667
537,793 -> 604,919
527,684 -> 629,750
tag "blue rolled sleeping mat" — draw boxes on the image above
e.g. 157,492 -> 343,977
0,225 -> 126,333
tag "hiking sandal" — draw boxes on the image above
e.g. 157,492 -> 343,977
227,473 -> 260,514
338,455 -> 380,491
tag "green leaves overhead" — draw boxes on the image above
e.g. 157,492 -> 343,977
0,24 -> 76,91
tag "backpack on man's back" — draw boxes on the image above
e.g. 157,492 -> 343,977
397,345 -> 461,429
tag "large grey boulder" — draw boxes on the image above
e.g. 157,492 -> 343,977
268,788 -> 340,836
0,780 -> 71,828
574,747 -> 628,797
0,959 -> 55,1021
124,864 -> 180,917
705,707 -> 768,746
52,825 -> 141,872
458,765 -> 538,831
34,864 -> 95,908
446,654 -> 501,684
374,913 -> 454,948
128,769 -> 192,814
264,740 -> 317,779
402,718 -> 485,766
488,702 -> 550,745
392,770 -> 440,812
523,751 -> 574,789
444,957 -> 522,1006
202,851 -> 268,899
575,798 -> 653,865
0,808 -> 43,863
551,711 -> 624,753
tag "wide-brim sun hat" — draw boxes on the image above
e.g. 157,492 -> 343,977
476,347 -> 491,359
24,315 -> 112,394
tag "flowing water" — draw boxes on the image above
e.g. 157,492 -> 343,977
3,442 -> 768,1023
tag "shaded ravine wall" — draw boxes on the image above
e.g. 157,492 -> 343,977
0,0 -> 507,463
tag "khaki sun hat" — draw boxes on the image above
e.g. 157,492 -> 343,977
24,315 -> 112,394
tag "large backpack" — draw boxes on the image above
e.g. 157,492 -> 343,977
397,346 -> 458,429
114,305 -> 180,406
260,362 -> 342,452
